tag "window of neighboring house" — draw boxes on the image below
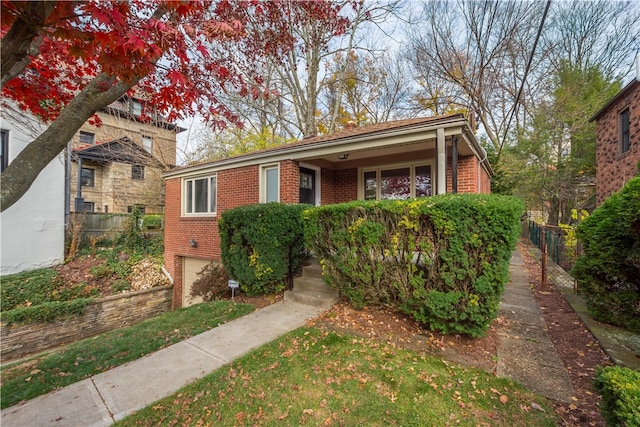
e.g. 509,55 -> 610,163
142,135 -> 153,154
81,167 -> 95,187
184,175 -> 217,215
132,100 -> 143,116
83,202 -> 95,213
132,165 -> 144,180
261,164 -> 279,203
79,131 -> 95,145
127,205 -> 146,214
620,108 -> 630,153
362,163 -> 432,201
1,129 -> 8,172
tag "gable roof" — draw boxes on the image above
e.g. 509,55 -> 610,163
166,113 -> 490,177
74,136 -> 162,167
590,79 -> 640,122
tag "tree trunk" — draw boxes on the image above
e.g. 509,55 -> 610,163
1,74 -> 134,212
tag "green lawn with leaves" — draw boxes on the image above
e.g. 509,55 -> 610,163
0,301 -> 255,409
117,328 -> 557,426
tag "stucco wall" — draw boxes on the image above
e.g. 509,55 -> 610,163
0,108 -> 65,275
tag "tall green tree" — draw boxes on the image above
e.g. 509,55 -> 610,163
516,63 -> 620,225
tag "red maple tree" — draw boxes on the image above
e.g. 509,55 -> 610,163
0,0 -> 350,211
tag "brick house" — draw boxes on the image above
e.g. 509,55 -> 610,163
590,77 -> 640,206
69,96 -> 184,214
164,114 -> 492,308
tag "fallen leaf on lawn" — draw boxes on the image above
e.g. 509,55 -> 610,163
500,395 -> 508,404
531,402 -> 546,412
30,369 -> 42,375
303,409 -> 314,415
24,377 -> 31,382
569,404 -> 578,411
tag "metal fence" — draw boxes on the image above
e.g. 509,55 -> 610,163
522,220 -> 575,272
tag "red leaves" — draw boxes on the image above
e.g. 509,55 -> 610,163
2,0 -> 352,127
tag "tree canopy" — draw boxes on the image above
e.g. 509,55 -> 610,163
0,0 -> 349,211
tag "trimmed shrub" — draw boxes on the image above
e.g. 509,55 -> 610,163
594,366 -> 640,426
572,177 -> 640,333
219,203 -> 311,295
303,194 -> 523,337
1,299 -> 94,324
190,263 -> 230,302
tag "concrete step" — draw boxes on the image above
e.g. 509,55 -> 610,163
294,276 -> 337,295
300,262 -> 323,279
285,259 -> 339,308
284,289 -> 338,309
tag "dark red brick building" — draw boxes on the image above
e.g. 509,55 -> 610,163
163,114 -> 493,308
591,78 -> 640,206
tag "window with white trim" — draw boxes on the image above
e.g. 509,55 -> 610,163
142,135 -> 153,154
361,163 -> 433,201
261,164 -> 279,203
184,175 -> 217,215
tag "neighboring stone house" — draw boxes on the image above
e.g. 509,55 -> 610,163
163,114 -> 493,308
590,76 -> 640,206
69,96 -> 184,213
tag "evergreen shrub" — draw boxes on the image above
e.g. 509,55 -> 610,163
572,177 -> 640,333
303,194 -> 523,337
219,203 -> 311,295
594,366 -> 640,427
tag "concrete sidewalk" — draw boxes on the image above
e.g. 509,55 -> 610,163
1,301 -> 328,427
497,249 -> 574,402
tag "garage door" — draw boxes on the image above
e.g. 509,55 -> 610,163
182,257 -> 211,307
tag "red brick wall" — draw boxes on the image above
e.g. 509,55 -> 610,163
280,160 -> 300,204
164,165 -> 261,308
445,156 -> 491,194
334,168 -> 358,202
320,168 -> 336,205
595,82 -> 640,206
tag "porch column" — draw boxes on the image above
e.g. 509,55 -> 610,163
437,128 -> 446,195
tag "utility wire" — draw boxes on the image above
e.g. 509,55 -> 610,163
496,0 -> 551,162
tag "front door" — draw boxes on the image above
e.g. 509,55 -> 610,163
299,167 -> 316,205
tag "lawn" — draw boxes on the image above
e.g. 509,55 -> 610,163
116,327 -> 557,426
0,301 -> 255,409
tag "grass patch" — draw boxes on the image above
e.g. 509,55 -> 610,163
0,301 -> 254,409
117,328 -> 557,426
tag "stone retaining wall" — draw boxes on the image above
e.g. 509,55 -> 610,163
1,286 -> 173,362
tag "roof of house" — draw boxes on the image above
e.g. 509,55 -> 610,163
166,113 -> 489,177
103,96 -> 187,133
590,79 -> 640,122
74,136 -> 162,167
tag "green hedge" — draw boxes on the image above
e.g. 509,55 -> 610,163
594,366 -> 640,426
219,203 -> 311,295
303,194 -> 523,337
572,177 -> 640,333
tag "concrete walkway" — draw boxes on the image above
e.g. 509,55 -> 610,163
527,245 -> 640,371
497,250 -> 574,402
1,302 -> 327,427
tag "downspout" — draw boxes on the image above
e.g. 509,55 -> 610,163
162,265 -> 174,285
64,142 -> 71,230
452,137 -> 458,194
